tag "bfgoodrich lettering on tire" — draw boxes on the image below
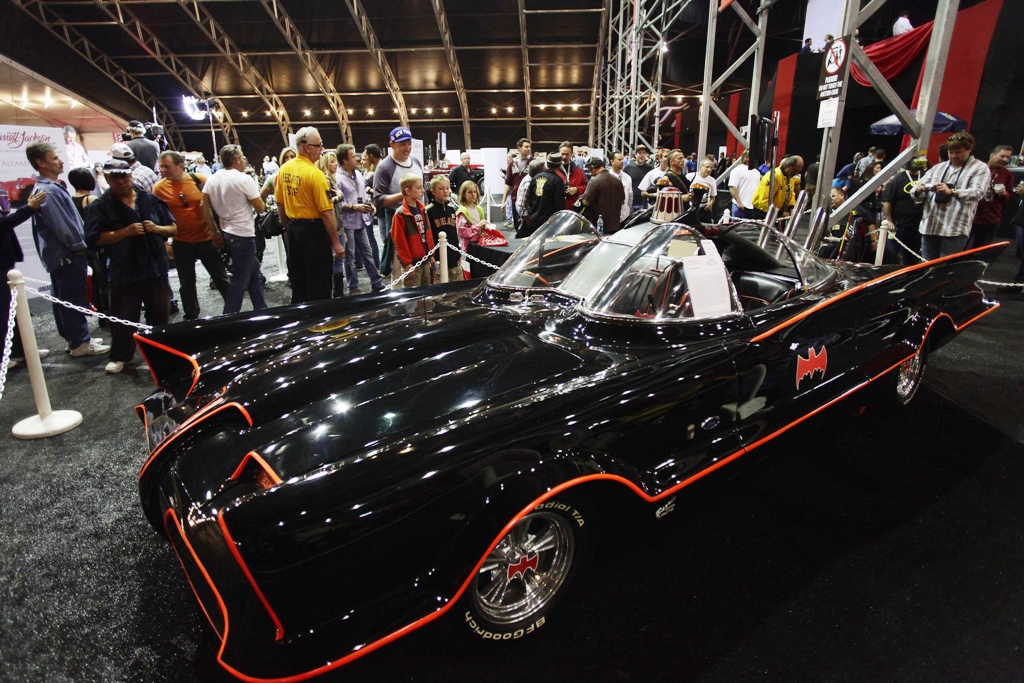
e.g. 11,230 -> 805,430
458,496 -> 590,641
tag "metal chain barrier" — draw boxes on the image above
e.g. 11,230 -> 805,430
456,248 -> 504,273
0,292 -> 19,401
21,276 -> 152,331
382,243 -> 442,291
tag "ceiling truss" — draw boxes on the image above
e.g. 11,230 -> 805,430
341,0 -> 409,128
81,0 -> 239,146
429,0 -> 471,149
258,0 -> 353,143
175,0 -> 293,145
7,0 -> 186,150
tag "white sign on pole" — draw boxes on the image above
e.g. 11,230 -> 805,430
817,97 -> 839,128
0,125 -> 70,296
481,147 -> 507,199
411,139 -> 424,167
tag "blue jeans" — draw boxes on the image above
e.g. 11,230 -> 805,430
920,234 -> 968,261
222,233 -> 267,314
49,253 -> 91,347
345,227 -> 383,291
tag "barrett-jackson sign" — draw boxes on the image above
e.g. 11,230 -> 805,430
817,36 -> 852,101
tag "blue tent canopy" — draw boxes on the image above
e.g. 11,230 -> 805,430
869,111 -> 968,135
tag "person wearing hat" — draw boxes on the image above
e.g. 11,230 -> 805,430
912,132 -> 991,260
125,120 -> 160,171
523,155 -> 567,238
84,159 -> 176,373
372,126 -> 423,283
623,144 -> 654,212
111,142 -> 159,193
579,156 -> 625,234
275,126 -> 345,303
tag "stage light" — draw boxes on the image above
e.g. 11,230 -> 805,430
183,95 -> 213,121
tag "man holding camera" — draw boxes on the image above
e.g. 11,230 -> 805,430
912,133 -> 990,260
125,120 -> 160,171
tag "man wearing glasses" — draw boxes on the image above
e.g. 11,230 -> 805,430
275,126 -> 345,303
912,132 -> 990,260
153,150 -> 230,320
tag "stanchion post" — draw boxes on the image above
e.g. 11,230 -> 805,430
7,270 -> 82,439
269,235 -> 289,283
438,232 -> 449,283
875,220 -> 891,266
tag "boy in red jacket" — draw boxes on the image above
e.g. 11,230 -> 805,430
390,172 -> 436,288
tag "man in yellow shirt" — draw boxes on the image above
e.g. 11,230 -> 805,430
275,126 -> 344,303
752,155 -> 803,218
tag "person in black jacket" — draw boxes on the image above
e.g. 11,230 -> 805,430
1,191 -> 47,366
523,156 -> 566,238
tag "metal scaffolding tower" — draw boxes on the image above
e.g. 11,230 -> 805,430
598,0 -> 695,155
695,0 -> 769,163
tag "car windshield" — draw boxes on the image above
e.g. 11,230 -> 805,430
488,211 -> 605,290
713,221 -> 834,290
585,223 -> 741,321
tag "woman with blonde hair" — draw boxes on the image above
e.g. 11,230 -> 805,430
316,151 -> 349,297
455,180 -> 494,253
260,146 -> 298,201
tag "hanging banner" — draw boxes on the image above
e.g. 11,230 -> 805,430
0,125 -> 70,296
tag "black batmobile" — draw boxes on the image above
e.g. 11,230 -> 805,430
135,211 -> 1004,681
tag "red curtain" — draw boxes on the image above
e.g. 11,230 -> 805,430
850,21 -> 934,88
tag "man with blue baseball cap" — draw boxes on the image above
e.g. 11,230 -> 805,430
372,126 -> 423,283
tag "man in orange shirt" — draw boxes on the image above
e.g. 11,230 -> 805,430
153,150 -> 229,319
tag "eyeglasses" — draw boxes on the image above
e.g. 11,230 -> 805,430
303,140 -> 324,149
179,192 -> 189,208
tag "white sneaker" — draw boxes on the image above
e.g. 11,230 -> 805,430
7,358 -> 19,369
69,339 -> 111,357
37,349 -> 50,359
104,361 -> 125,374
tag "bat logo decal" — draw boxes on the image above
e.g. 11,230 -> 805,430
796,345 -> 828,389
507,553 -> 539,581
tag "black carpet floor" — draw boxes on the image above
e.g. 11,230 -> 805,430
1,238 -> 1022,683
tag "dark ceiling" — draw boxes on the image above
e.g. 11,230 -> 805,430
0,0 -> 978,159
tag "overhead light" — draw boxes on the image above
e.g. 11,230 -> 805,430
265,110 -> 271,116
393,108 -> 398,113
676,96 -> 683,103
367,108 -> 374,115
426,107 -> 433,114
539,104 -> 546,110
70,99 -> 78,109
442,107 -> 449,114
506,106 -> 513,113
278,110 -> 284,115
411,108 -> 418,114
325,109 -> 330,115
555,103 -> 563,110
242,110 -> 248,117
304,109 -> 311,116
347,108 -> 354,115
571,104 -> 579,111
491,107 -> 497,114
661,42 -> 669,52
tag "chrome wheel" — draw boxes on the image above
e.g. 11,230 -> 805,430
472,511 -> 576,625
895,352 -> 923,403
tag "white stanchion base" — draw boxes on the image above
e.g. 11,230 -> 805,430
12,410 -> 83,440
268,274 -> 289,283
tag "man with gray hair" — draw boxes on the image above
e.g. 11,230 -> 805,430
449,151 -> 475,197
203,144 -> 267,314
752,155 -> 803,218
125,120 -> 160,171
25,140 -> 109,357
275,126 -> 344,303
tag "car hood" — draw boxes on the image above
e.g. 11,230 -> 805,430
168,293 -> 586,483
